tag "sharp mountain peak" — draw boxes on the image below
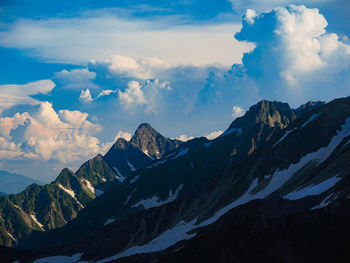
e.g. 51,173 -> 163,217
229,100 -> 296,130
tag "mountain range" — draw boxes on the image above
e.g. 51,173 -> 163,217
0,171 -> 44,195
2,98 -> 350,263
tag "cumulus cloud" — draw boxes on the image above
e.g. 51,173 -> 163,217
0,79 -> 55,110
118,81 -> 147,108
204,130 -> 223,140
175,130 -> 223,141
99,130 -> 132,154
176,134 -> 194,142
97,89 -> 118,99
114,130 -> 132,141
234,5 -> 350,104
79,89 -> 93,103
0,102 -> 103,163
232,105 -> 245,119
54,68 -> 98,90
91,55 -> 169,80
117,79 -> 171,112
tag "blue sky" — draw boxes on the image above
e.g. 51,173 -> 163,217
0,0 -> 349,182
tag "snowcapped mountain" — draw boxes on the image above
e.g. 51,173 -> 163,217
3,97 -> 350,263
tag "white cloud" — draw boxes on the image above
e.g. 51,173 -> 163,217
0,102 -> 103,163
176,134 -> 194,142
234,5 -> 350,102
92,55 -> 169,80
118,81 -> 147,108
79,89 -> 93,103
114,130 -> 132,141
204,130 -> 223,140
58,110 -> 89,127
0,79 -> 55,110
0,13 -> 251,66
99,130 -> 132,155
232,105 -> 245,119
97,89 -> 118,98
117,79 -> 171,112
54,68 -> 98,90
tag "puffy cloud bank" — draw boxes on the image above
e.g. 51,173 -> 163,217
234,5 -> 350,103
0,102 -> 102,163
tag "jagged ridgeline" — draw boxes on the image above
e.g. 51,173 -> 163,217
0,124 -> 181,247
4,98 -> 350,263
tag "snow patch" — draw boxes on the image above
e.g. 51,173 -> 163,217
284,175 -> 341,200
164,151 -> 176,158
147,159 -> 167,168
311,194 -> 334,210
131,185 -> 183,209
125,188 -> 137,205
172,148 -> 189,160
6,230 -> 15,240
204,142 -> 212,148
127,161 -> 136,172
104,218 -> 115,226
273,128 -> 296,148
113,167 -> 125,182
129,175 -> 140,183
143,149 -> 154,160
82,179 -> 94,193
198,178 -> 259,227
94,189 -> 104,196
57,183 -> 84,208
310,117 -> 350,164
95,218 -> 197,263
301,113 -> 321,128
82,178 -> 104,196
190,161 -> 194,169
34,253 -> 82,263
30,214 -> 44,229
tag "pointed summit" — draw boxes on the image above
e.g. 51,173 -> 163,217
229,100 -> 296,130
131,123 -> 163,144
222,100 -> 296,155
130,123 -> 182,159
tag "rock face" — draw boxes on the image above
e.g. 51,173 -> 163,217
104,124 -> 182,182
103,138 -> 153,182
130,123 -> 182,160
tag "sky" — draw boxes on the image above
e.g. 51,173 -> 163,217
0,0 -> 349,182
